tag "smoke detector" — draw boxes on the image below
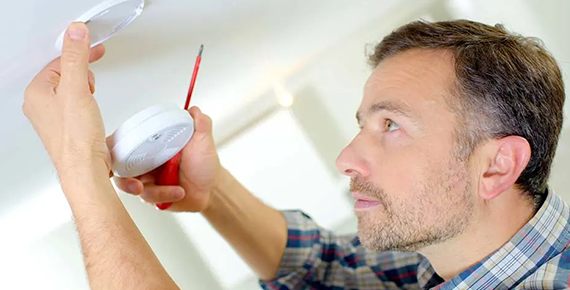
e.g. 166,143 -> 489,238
55,0 -> 145,50
106,104 -> 194,177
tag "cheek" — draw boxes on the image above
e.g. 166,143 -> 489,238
370,136 -> 431,198
375,131 -> 459,194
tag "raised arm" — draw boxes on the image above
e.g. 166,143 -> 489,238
23,23 -> 179,290
60,161 -> 179,290
201,168 -> 289,280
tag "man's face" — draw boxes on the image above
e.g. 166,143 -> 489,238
336,49 -> 476,252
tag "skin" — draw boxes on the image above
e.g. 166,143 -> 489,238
24,23 -> 180,290
342,48 -> 475,254
336,48 -> 536,279
26,22 -> 538,287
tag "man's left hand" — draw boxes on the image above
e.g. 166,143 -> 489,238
23,22 -> 109,177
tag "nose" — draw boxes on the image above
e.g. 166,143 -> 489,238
336,138 -> 369,178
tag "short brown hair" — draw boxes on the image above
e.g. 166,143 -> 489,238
369,19 -> 565,206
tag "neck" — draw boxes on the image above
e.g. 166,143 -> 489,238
419,189 -> 537,280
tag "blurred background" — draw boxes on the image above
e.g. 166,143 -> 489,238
0,0 -> 568,289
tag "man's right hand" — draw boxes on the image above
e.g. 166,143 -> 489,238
113,106 -> 221,212
115,105 -> 288,280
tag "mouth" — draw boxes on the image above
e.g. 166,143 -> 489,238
351,192 -> 382,210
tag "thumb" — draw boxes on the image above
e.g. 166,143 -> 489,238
189,106 -> 213,135
59,22 -> 91,96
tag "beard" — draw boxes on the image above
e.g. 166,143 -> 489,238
352,160 -> 474,252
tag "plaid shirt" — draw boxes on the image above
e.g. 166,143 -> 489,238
259,190 -> 570,289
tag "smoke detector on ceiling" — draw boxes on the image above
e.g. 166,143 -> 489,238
55,0 -> 145,50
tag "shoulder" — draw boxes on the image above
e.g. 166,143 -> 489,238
514,248 -> 570,289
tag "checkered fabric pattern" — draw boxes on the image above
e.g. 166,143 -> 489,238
259,190 -> 570,289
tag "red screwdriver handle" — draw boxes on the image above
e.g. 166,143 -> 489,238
155,152 -> 182,210
153,45 -> 202,211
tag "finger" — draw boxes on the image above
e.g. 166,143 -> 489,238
113,177 -> 143,195
140,173 -> 156,185
139,185 -> 186,203
29,67 -> 61,94
89,44 -> 106,63
59,22 -> 91,96
42,43 -> 106,76
88,70 -> 96,94
189,106 -> 213,135
25,60 -> 62,95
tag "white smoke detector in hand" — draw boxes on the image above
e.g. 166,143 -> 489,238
106,104 -> 194,178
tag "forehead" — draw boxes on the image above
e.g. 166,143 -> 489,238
361,49 -> 457,119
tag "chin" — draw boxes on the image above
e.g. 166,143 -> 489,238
354,210 -> 434,253
355,211 -> 388,250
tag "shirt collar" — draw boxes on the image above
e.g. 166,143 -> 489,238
417,190 -> 570,289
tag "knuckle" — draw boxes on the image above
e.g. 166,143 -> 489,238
158,188 -> 170,201
62,48 -> 81,65
22,101 -> 29,116
142,186 -> 158,197
139,185 -> 181,203
45,72 -> 60,88
24,84 -> 36,99
143,187 -> 172,202
22,92 -> 35,115
204,114 -> 213,125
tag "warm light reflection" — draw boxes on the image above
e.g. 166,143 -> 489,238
274,85 -> 294,107
278,91 -> 294,107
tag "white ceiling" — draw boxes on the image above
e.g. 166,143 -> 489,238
0,0 -> 568,217
0,0 -> 409,213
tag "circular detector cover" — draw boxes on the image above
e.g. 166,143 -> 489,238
55,0 -> 145,49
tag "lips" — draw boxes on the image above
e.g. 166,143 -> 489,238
351,192 -> 381,210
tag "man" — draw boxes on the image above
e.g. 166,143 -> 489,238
23,19 -> 567,290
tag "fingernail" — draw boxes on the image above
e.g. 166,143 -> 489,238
68,23 -> 87,40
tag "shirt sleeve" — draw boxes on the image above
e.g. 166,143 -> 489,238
259,210 -> 423,290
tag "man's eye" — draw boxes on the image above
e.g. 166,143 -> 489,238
385,119 -> 400,132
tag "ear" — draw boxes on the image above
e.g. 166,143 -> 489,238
480,136 -> 531,200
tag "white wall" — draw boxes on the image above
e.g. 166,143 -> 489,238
0,222 -> 88,290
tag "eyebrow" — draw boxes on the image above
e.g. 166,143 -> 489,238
356,100 -> 414,125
